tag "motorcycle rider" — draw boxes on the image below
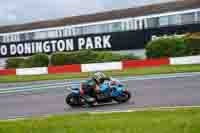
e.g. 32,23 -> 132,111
80,72 -> 111,100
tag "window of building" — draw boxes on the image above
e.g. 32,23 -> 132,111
9,35 -> 13,42
0,36 -> 3,42
135,20 -> 140,30
122,21 -> 128,31
159,16 -> 169,26
47,30 -> 56,38
57,30 -> 63,37
10,34 -> 16,42
122,20 -> 135,31
168,15 -> 179,25
25,32 -> 34,40
71,28 -> 76,36
3,36 -> 6,43
98,24 -> 109,33
65,28 -> 73,37
110,22 -> 122,32
74,27 -> 83,36
82,25 -> 97,34
141,19 -> 146,29
20,34 -> 26,41
198,11 -> 200,22
129,19 -> 135,30
181,12 -> 195,24
147,17 -> 159,28
64,28 -> 68,37
34,31 -> 47,40
95,24 -> 107,33
13,34 -> 20,42
8,35 -> 12,42
61,29 -> 64,37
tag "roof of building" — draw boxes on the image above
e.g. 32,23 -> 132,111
0,0 -> 200,33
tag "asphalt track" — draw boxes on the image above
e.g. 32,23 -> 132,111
0,72 -> 200,119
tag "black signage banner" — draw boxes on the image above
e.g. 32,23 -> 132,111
0,31 -> 146,57
0,23 -> 200,57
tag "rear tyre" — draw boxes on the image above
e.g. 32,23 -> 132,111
80,96 -> 94,108
114,91 -> 131,103
66,93 -> 78,107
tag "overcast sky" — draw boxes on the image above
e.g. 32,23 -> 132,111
0,0 -> 176,26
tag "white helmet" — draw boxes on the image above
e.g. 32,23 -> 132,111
93,72 -> 107,82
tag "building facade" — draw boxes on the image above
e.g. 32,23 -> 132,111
0,0 -> 200,58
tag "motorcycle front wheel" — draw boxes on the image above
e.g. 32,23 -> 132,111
113,91 -> 131,103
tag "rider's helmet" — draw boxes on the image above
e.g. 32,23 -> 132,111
92,72 -> 108,84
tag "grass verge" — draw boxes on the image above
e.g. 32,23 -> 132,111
0,108 -> 200,133
1,64 -> 200,83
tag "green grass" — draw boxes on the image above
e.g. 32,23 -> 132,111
0,108 -> 200,133
1,64 -> 200,83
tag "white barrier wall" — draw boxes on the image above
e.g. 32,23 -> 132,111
81,62 -> 122,72
16,67 -> 48,75
170,56 -> 200,65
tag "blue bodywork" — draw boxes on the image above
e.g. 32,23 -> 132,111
70,80 -> 127,98
100,81 -> 127,97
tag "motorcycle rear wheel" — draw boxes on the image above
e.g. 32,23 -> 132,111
66,93 -> 94,108
66,93 -> 79,107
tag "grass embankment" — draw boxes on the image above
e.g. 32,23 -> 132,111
0,108 -> 200,133
1,64 -> 200,83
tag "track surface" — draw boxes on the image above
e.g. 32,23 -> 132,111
0,73 -> 200,119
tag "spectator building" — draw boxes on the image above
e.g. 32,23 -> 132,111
0,0 -> 200,60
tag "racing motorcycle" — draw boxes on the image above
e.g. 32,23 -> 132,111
65,79 -> 131,107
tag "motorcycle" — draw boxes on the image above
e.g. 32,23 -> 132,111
65,79 -> 131,107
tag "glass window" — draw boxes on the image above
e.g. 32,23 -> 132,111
135,20 -> 140,30
47,30 -> 57,38
64,28 -> 69,37
142,19 -> 146,29
95,25 -> 101,33
60,29 -> 64,37
147,17 -> 159,28
109,22 -> 122,32
26,32 -> 34,40
12,34 -> 16,42
168,15 -> 179,25
35,31 -> 47,40
97,24 -> 109,33
159,16 -> 169,26
122,20 -> 134,31
64,28 -> 76,37
64,28 -> 71,37
129,20 -> 135,30
20,34 -> 26,41
13,34 -> 20,42
122,21 -> 128,31
74,27 -> 83,36
8,35 -> 12,42
57,30 -> 63,37
198,12 -> 200,22
82,25 -> 97,34
3,36 -> 6,42
181,12 -> 195,24
71,28 -> 76,36
95,24 -> 107,33
0,36 -> 3,42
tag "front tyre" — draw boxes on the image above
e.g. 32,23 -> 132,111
114,91 -> 131,103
